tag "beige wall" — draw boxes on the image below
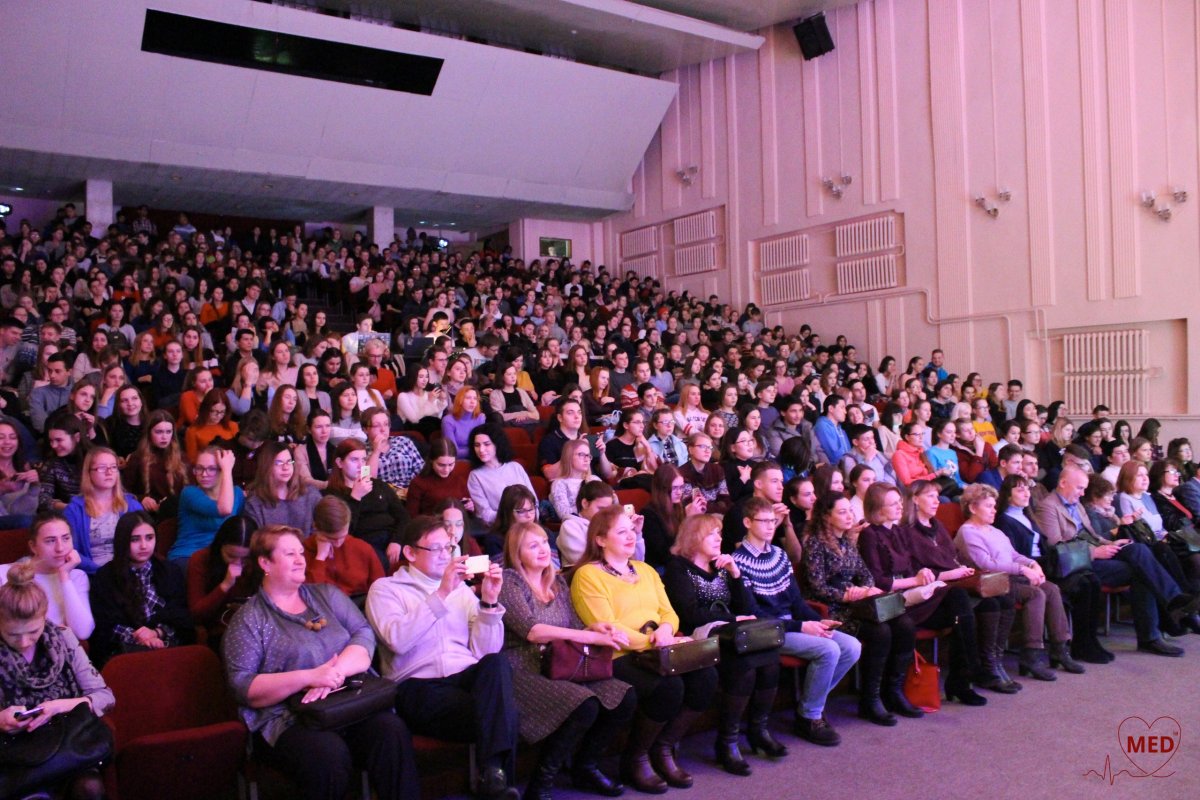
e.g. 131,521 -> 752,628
602,0 -> 1200,438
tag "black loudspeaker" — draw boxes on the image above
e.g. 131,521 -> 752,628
793,13 -> 835,61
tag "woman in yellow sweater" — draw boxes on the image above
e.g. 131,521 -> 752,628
571,506 -> 718,794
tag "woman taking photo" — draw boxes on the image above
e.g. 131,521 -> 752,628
323,439 -> 409,572
956,483 -> 1084,680
642,464 -> 707,570
0,561 -> 115,800
801,491 -> 918,726
663,514 -> 784,776
466,424 -> 536,528
65,447 -> 143,575
187,514 -> 255,645
302,496 -> 385,601
245,441 -> 323,535
294,411 -> 335,491
442,386 -> 487,454
222,525 -> 418,800
172,446 -> 243,567
500,520 -> 636,798
405,438 -> 473,517
571,506 -> 718,794
0,512 -> 94,640
105,384 -> 148,460
89,510 -> 193,666
186,388 -> 239,462
395,365 -> 447,438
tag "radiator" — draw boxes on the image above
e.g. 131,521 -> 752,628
673,210 -> 718,245
674,242 -> 719,275
621,226 -> 658,258
1061,329 -> 1149,415
836,255 -> 898,294
761,270 -> 812,305
759,233 -> 810,272
621,254 -> 658,281
835,214 -> 896,257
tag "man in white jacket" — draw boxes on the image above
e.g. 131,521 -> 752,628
367,516 -> 519,800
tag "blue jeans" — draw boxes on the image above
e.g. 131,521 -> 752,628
780,629 -> 861,719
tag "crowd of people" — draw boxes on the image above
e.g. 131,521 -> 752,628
2,207 -> 1200,800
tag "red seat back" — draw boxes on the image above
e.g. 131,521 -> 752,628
935,501 -> 966,537
615,488 -> 651,512
0,528 -> 30,565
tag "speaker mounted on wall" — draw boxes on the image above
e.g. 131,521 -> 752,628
793,13 -> 835,61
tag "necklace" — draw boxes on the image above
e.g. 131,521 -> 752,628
600,559 -> 636,578
304,615 -> 328,632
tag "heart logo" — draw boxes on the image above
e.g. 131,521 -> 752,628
1117,716 -> 1181,776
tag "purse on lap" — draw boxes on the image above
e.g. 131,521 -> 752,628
951,571 -> 1011,598
847,591 -> 906,623
542,640 -> 614,682
0,704 -> 114,798
633,622 -> 720,676
286,673 -> 397,731
1042,539 -> 1093,579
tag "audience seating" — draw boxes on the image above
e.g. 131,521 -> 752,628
512,442 -> 538,473
615,488 -> 651,512
529,475 -> 549,501
934,501 -> 965,537
1101,585 -> 1132,635
101,646 -> 247,800
503,426 -> 532,447
0,528 -> 28,564
154,516 -> 178,561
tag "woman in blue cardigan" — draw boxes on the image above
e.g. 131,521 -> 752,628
65,446 -> 144,574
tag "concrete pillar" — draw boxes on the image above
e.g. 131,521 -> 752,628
368,206 -> 394,248
84,179 -> 114,231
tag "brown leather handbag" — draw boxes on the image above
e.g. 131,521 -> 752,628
952,572 -> 1011,598
542,640 -> 614,682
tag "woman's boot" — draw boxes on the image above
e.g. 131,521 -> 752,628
944,615 -> 987,706
1048,641 -> 1086,674
745,687 -> 788,757
974,612 -> 1018,693
620,712 -> 667,795
713,694 -> 751,776
1017,647 -> 1057,681
650,708 -> 701,788
880,651 -> 924,718
856,649 -> 897,726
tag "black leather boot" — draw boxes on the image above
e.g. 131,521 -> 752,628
650,708 -> 701,788
974,612 -> 1018,693
1048,641 -> 1086,674
945,615 -> 987,706
881,651 -> 924,718
745,687 -> 788,757
857,649 -> 897,726
620,712 -> 667,795
713,694 -> 751,776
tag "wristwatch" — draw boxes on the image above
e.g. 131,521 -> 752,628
479,600 -> 499,609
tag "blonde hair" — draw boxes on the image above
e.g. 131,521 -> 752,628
670,513 -> 722,558
504,521 -> 556,599
81,446 -> 130,517
0,560 -> 48,623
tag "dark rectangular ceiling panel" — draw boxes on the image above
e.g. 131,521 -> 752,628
142,9 -> 442,95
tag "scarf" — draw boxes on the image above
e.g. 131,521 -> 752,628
0,625 -> 82,708
306,437 -> 330,482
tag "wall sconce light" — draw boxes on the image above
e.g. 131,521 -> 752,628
997,188 -> 1012,202
1156,205 -> 1172,221
675,166 -> 699,186
822,177 -> 848,199
1173,186 -> 1188,204
974,195 -> 999,218
1140,191 -> 1157,208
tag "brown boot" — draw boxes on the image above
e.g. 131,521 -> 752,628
621,712 -> 668,794
650,708 -> 701,789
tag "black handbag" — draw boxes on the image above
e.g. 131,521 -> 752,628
1168,523 -> 1200,554
634,622 -> 720,676
286,673 -> 397,731
1043,539 -> 1093,579
848,591 -> 906,623
1119,520 -> 1159,547
0,704 -> 114,798
716,619 -> 785,654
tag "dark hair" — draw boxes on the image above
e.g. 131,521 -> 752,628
777,435 -> 814,475
401,515 -> 449,549
489,484 -> 538,540
109,510 -> 161,626
1136,418 -> 1162,444
647,463 -> 685,541
203,515 -> 256,592
822,394 -> 845,415
419,437 -> 459,477
467,423 -> 514,467
576,479 -> 616,513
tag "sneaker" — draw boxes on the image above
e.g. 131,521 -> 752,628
794,716 -> 841,747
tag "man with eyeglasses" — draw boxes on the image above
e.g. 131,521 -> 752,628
733,496 -> 860,747
368,515 -> 519,799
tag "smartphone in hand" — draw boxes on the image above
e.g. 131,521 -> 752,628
14,706 -> 43,721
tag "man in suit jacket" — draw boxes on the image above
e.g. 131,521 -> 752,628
1035,466 -> 1197,656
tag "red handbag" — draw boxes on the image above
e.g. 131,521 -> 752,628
903,650 -> 941,712
542,640 -> 614,682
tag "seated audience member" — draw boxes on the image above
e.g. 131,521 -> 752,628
29,352 -> 72,434
841,423 -> 898,487
245,441 -> 322,535
186,514 -> 255,646
734,496 -> 860,745
395,365 -> 448,439
891,422 -> 940,488
172,446 -> 243,567
362,407 -> 424,491
952,419 -> 998,484
90,510 -> 193,666
467,424 -> 537,528
550,438 -> 599,522
489,360 -> 540,426
663,514 -> 785,774
125,410 -> 189,515
366,515 -> 520,800
66,447 -> 144,575
303,495 -> 384,601
812,396 -> 851,465
0,512 -> 94,640
406,438 -> 473,517
605,408 -> 658,489
557,480 -> 619,569
222,525 -> 418,800
500,520 -> 636,797
923,419 -> 964,492
538,398 -> 613,482
993,474 -> 1110,663
442,386 -> 488,454
323,439 -> 410,572
0,560 -> 115,800
1099,439 -> 1130,485
293,410 -> 335,491
37,415 -> 88,513
956,483 -> 1084,679
571,507 -> 719,794
801,492 -> 919,726
1034,467 -> 1199,656
678,432 -> 730,513
185,388 -> 239,463
647,407 -> 688,467
721,461 -> 802,564
329,383 -> 366,443
1148,459 -> 1200,587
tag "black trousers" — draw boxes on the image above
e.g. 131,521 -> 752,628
260,710 -> 419,800
393,653 -> 519,777
611,657 -> 718,722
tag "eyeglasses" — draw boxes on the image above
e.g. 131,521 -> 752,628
194,466 -> 219,475
751,516 -> 777,524
410,543 -> 458,556
514,506 -> 536,515
736,437 -> 754,445
691,444 -> 713,451
443,520 -> 465,528
1166,469 -> 1181,476
90,464 -> 119,474
274,459 -> 295,467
